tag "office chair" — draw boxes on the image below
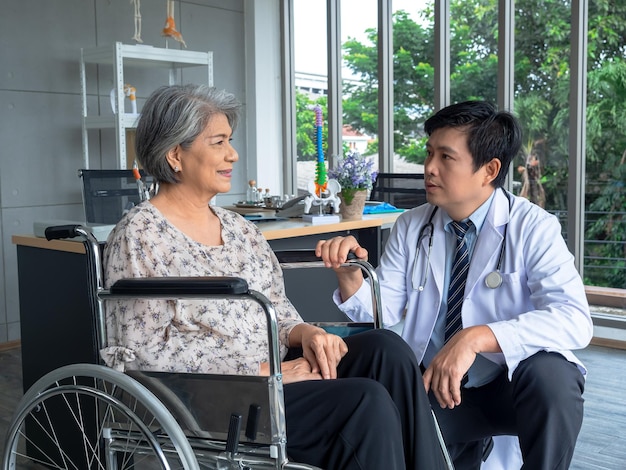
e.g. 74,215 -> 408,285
79,169 -> 154,225
370,172 -> 427,209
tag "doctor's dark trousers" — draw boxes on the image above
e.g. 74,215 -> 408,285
284,328 -> 448,470
430,351 -> 585,470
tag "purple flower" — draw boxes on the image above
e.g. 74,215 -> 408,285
328,151 -> 377,191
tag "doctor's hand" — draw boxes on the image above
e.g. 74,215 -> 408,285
423,325 -> 499,409
316,236 -> 368,269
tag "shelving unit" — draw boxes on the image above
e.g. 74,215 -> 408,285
80,42 -> 213,169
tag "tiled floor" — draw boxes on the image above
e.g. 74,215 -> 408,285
1,344 -> 625,469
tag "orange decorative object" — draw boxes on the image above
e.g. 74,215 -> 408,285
314,181 -> 328,198
162,0 -> 186,48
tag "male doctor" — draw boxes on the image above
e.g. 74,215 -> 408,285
316,101 -> 593,469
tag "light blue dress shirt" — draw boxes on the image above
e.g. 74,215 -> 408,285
422,191 -> 505,388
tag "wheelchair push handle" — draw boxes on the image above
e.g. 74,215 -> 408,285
45,224 -> 85,241
274,249 -> 358,264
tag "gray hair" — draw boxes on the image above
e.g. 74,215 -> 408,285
135,84 -> 242,183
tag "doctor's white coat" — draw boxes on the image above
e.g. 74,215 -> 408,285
337,189 -> 593,378
336,189 -> 592,469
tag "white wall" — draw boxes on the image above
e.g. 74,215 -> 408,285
0,0 -> 283,344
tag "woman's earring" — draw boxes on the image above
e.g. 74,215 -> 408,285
174,166 -> 180,173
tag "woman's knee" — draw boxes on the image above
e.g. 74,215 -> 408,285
348,328 -> 414,359
350,378 -> 400,421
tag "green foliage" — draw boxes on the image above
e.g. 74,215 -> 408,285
296,92 -> 328,161
338,0 -> 626,287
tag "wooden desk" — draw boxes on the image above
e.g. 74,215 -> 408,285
259,213 -> 400,264
13,212 -> 401,261
12,213 -> 401,392
258,213 -> 398,239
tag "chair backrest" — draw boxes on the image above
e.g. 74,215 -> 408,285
370,172 -> 427,209
79,169 -> 154,224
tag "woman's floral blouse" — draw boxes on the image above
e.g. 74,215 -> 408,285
100,202 -> 303,375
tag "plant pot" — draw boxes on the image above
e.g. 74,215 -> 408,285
339,189 -> 367,220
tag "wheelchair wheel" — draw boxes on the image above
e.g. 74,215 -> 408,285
2,364 -> 199,470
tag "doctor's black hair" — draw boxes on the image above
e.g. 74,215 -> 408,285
423,100 -> 523,188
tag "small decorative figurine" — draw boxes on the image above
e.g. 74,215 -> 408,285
130,0 -> 143,43
303,105 -> 341,220
162,0 -> 187,48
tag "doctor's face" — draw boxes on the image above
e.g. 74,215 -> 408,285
424,126 -> 497,221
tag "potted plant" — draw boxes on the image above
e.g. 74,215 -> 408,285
329,151 -> 377,220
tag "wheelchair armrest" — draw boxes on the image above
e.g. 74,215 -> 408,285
109,277 -> 249,296
102,277 -> 282,377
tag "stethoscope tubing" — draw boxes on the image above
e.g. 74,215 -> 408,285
413,188 -> 512,291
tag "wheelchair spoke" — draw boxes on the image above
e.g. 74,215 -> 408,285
5,365 -> 202,470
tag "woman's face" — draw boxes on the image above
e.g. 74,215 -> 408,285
176,113 -> 238,199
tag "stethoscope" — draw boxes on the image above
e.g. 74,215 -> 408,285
413,188 -> 512,291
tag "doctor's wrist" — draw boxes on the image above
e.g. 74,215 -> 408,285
462,325 -> 502,354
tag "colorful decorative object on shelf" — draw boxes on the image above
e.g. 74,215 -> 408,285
303,105 -> 341,220
329,150 -> 377,220
109,83 -> 138,115
163,0 -> 187,48
132,160 -> 150,201
130,0 -> 143,43
313,105 -> 328,197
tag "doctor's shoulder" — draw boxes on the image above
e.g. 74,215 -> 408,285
509,194 -> 562,236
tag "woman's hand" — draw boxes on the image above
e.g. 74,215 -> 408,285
282,357 -> 324,384
289,324 -> 348,380
260,357 -> 323,384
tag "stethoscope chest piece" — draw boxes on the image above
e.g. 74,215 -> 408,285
485,271 -> 503,289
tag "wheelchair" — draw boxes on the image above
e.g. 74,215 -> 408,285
3,224 -> 453,470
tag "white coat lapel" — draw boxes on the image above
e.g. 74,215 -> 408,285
466,190 -> 510,292
427,208 -> 447,298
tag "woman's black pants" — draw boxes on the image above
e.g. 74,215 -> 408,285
284,328 -> 448,470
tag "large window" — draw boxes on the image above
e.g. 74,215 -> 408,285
582,2 -> 626,290
288,0 -> 626,300
293,0 -> 328,194
513,0 -> 572,244
341,0 -> 378,159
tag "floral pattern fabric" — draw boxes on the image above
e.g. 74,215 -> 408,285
100,203 -> 303,375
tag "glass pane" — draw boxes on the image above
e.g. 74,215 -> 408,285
450,0 -> 498,105
341,0 -> 378,167
583,2 -> 626,294
513,1 -> 571,234
294,0 -> 328,194
387,0 -> 432,174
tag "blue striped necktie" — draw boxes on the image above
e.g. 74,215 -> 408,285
445,220 -> 473,342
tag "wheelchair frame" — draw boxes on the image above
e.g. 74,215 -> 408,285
3,224 -> 453,470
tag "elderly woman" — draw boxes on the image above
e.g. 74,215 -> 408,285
100,84 -> 446,470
